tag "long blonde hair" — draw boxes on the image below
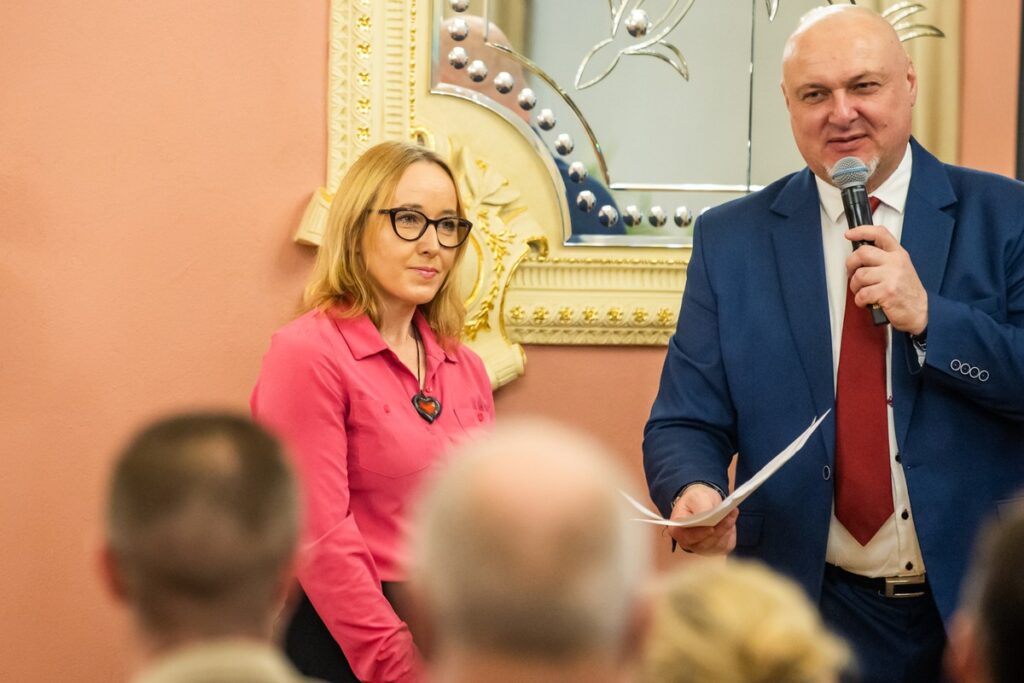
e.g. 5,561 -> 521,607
642,560 -> 850,683
303,141 -> 469,344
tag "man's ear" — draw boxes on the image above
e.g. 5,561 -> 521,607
622,589 -> 653,664
945,611 -> 987,683
98,543 -> 130,603
272,551 -> 301,612
402,583 -> 436,661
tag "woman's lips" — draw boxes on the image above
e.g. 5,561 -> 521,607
411,267 -> 439,279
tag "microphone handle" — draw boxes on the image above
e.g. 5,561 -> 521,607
839,185 -> 890,326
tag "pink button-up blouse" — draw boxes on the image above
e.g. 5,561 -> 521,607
251,308 -> 494,682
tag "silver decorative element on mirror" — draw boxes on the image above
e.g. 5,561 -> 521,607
623,205 -> 643,227
567,161 -> 587,183
674,206 -> 692,227
598,205 -> 620,227
536,108 -> 556,131
494,71 -> 514,94
448,46 -> 468,69
447,18 -> 469,41
625,9 -> 652,38
648,206 -> 667,227
431,0 -> 944,247
517,88 -> 537,110
467,60 -> 488,82
554,134 -> 574,155
575,0 -> 696,91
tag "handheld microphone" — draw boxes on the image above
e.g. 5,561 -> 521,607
830,157 -> 889,326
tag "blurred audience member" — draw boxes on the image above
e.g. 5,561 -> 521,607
100,412 -> 318,683
946,505 -> 1024,683
409,419 -> 651,683
642,560 -> 850,683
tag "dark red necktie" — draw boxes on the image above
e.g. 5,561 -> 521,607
834,196 -> 893,545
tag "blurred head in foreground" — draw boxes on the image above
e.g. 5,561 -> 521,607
101,412 -> 299,654
642,559 -> 850,683
409,418 -> 652,683
947,504 -> 1024,683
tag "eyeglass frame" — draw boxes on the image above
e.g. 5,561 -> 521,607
374,208 -> 473,248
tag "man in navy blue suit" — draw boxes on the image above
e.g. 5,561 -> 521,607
644,6 -> 1024,683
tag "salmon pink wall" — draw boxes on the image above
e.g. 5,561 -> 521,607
960,0 -> 1022,176
0,2 -> 326,679
0,1 -> 1019,680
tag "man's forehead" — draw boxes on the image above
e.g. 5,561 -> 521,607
785,10 -> 902,63
783,28 -> 904,85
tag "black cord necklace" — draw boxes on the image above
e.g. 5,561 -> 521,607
410,325 -> 441,424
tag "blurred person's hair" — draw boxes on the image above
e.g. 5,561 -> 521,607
410,418 -> 651,660
956,505 -> 1024,683
303,140 -> 469,344
642,559 -> 850,683
106,412 -> 299,640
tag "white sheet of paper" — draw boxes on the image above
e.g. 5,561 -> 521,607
624,410 -> 830,528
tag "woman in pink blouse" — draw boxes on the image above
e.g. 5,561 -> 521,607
251,141 -> 495,682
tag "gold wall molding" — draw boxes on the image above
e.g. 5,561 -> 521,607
504,256 -> 688,345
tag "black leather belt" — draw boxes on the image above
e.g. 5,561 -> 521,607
825,563 -> 929,599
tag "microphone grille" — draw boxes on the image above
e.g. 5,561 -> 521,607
830,157 -> 870,189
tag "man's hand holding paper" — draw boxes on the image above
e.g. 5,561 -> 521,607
626,413 -> 829,555
670,484 -> 738,555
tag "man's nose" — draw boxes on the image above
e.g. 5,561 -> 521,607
828,91 -> 858,126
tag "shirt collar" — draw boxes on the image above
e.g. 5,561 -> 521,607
331,308 -> 457,363
815,143 -> 913,223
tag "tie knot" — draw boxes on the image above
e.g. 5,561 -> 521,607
869,196 -> 881,214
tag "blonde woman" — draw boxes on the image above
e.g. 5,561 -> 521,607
252,141 -> 494,683
643,560 -> 850,683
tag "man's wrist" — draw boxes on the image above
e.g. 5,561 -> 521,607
911,326 -> 927,351
671,480 -> 727,510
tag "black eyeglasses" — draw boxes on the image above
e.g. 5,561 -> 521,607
376,208 -> 472,248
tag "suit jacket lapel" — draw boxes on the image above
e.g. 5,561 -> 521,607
892,139 -> 957,449
770,169 -> 836,462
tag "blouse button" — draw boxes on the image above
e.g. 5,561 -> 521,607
383,404 -> 391,414
477,411 -> 484,421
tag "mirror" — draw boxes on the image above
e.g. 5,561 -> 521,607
431,0 -> 944,247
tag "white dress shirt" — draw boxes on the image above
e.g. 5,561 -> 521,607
815,144 -> 926,578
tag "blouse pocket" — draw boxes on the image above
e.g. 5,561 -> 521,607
348,398 -> 432,478
453,404 -> 491,434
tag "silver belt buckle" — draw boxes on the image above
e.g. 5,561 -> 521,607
884,574 -> 926,598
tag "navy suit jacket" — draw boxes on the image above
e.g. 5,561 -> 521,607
644,140 -> 1024,621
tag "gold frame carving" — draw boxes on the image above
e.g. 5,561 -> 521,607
297,0 -> 693,387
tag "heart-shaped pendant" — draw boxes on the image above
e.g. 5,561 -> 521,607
412,391 -> 442,424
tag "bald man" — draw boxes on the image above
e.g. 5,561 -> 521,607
644,6 -> 1024,683
409,419 -> 651,683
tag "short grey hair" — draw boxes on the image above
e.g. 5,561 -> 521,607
106,412 -> 299,637
411,419 -> 651,659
